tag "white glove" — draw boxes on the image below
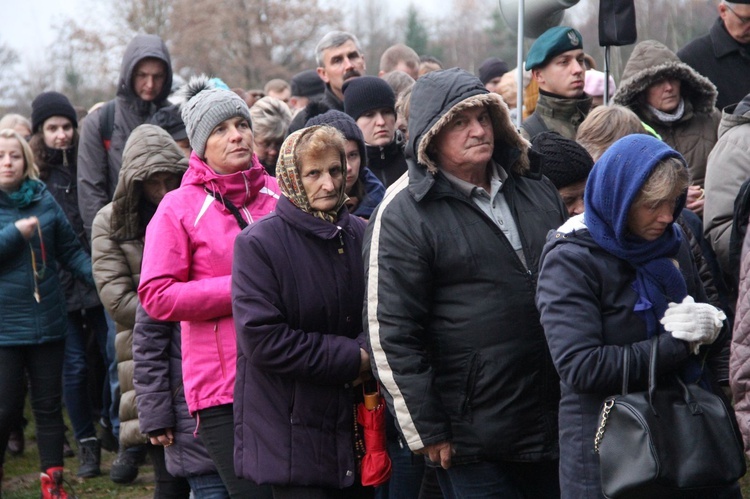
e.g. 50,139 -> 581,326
660,296 -> 726,355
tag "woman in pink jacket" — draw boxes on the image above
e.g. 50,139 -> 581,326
138,77 -> 277,498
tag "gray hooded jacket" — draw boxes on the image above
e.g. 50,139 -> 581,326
78,34 -> 173,239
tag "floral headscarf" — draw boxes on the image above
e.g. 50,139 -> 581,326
275,126 -> 348,223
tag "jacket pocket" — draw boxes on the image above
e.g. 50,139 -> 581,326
460,352 -> 480,421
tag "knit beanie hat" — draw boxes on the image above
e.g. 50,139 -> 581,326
343,76 -> 396,121
291,69 -> 325,97
180,75 -> 252,158
31,91 -> 78,133
306,110 -> 367,167
584,69 -> 616,98
478,57 -> 509,84
531,131 -> 594,189
147,103 -> 187,141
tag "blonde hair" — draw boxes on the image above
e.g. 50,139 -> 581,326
633,157 -> 690,208
295,125 -> 346,166
0,114 -> 32,137
0,128 -> 40,181
250,96 -> 292,141
576,105 -> 647,161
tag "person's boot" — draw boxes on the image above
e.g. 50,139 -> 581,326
76,437 -> 101,478
40,466 -> 68,499
109,445 -> 144,484
98,417 -> 118,453
7,427 -> 24,456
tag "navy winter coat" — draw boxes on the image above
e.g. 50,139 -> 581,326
0,181 -> 92,345
232,195 -> 367,488
536,223 -> 727,498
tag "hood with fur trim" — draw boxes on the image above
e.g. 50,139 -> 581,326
613,40 -> 717,114
407,68 -> 530,175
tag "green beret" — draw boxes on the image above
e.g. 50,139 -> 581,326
525,26 -> 584,71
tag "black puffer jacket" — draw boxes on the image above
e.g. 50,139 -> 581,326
365,133 -> 408,189
364,68 -> 566,464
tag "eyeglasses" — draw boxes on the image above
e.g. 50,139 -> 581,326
725,3 -> 750,24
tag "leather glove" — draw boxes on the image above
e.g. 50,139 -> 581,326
660,296 -> 726,354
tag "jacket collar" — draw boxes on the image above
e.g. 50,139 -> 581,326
275,194 -> 350,240
711,17 -> 748,59
535,92 -> 592,126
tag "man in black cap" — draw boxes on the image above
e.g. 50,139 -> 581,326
478,57 -> 510,95
288,70 -> 325,112
678,0 -> 750,110
521,26 -> 592,141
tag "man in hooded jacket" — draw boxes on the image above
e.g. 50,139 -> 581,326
78,34 -> 173,239
363,68 -> 566,498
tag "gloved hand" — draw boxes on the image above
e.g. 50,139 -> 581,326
660,296 -> 726,355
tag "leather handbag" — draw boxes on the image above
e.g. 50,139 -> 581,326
593,337 -> 746,498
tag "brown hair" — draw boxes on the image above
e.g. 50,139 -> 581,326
295,125 -> 347,169
576,105 -> 647,161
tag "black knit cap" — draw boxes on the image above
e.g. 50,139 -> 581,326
343,76 -> 396,122
478,57 -> 509,84
306,110 -> 367,167
290,69 -> 325,98
31,91 -> 78,133
531,132 -> 594,189
147,104 -> 187,141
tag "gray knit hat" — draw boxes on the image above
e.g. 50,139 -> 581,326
180,77 -> 252,158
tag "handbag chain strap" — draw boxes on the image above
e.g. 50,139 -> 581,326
594,398 -> 615,454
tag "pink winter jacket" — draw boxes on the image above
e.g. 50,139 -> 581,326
138,152 -> 279,414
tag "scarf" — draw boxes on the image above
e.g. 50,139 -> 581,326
648,98 -> 685,123
7,179 -> 40,208
276,126 -> 348,224
584,134 -> 688,338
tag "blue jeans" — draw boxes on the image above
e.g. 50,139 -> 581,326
188,473 -> 230,499
104,310 -> 120,438
435,460 -> 559,499
63,306 -> 109,440
374,436 -> 424,499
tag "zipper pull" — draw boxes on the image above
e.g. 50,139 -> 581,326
63,149 -> 68,167
381,147 -> 385,160
337,226 -> 344,254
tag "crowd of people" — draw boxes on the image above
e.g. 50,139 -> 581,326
4,1 -> 750,497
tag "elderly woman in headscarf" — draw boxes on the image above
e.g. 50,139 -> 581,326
613,40 -> 720,216
535,134 -> 739,498
138,76 -> 278,498
232,125 -> 373,499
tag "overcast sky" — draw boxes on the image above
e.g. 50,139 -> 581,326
6,0 -> 447,64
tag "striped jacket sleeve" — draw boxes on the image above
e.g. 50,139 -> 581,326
363,177 -> 452,452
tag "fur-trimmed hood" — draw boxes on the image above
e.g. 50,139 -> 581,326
613,40 -> 717,114
407,68 -> 530,175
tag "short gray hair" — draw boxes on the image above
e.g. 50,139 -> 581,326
315,31 -> 362,67
250,97 -> 292,140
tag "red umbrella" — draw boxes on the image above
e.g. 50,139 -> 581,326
357,384 -> 392,487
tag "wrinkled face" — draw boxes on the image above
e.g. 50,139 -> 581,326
356,107 -> 396,147
627,197 -> 676,241
720,2 -> 750,44
142,171 -> 181,206
533,49 -> 586,98
204,116 -> 254,175
558,180 -> 586,216
132,58 -> 167,102
0,137 -> 26,193
317,40 -> 366,97
344,139 -> 361,192
300,148 -> 344,212
433,106 -> 494,179
42,116 -> 75,149
253,134 -> 284,171
645,78 -> 682,113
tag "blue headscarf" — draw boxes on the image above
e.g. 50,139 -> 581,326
584,134 -> 688,339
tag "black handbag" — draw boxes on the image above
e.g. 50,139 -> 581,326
593,337 -> 746,498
